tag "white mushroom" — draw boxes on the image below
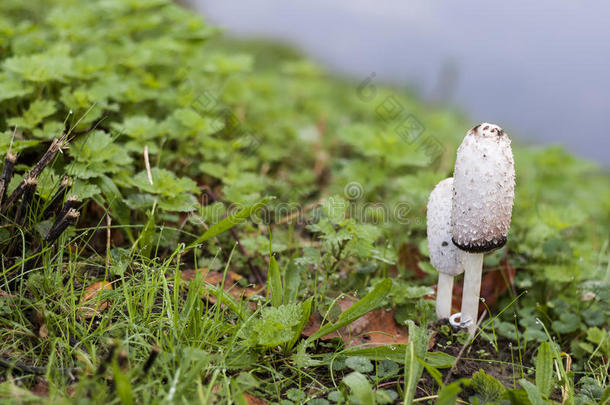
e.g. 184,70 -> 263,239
427,177 -> 464,320
451,123 -> 515,336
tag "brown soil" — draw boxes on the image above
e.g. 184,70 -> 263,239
420,319 -> 534,398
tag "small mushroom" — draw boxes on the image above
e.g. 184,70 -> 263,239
427,177 -> 464,320
451,123 -> 515,336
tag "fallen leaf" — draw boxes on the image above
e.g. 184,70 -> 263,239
79,281 -> 113,318
31,378 -> 49,397
66,385 -> 77,398
398,243 -> 427,279
38,324 -> 48,339
302,296 -> 424,348
243,393 -> 267,405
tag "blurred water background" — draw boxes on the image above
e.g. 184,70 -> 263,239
186,0 -> 610,166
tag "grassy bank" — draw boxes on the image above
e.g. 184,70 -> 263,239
0,0 -> 608,403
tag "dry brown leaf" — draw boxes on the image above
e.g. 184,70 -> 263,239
302,296 -> 412,347
398,243 -> 427,279
66,385 -> 77,398
38,324 -> 48,339
182,269 -> 262,309
243,393 -> 267,405
79,281 -> 113,318
31,378 -> 49,398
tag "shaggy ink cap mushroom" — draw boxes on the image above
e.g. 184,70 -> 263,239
427,178 -> 462,276
451,122 -> 515,336
451,123 -> 515,253
427,177 -> 463,319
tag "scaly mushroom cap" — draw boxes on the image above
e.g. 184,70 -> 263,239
427,178 -> 463,276
451,123 -> 515,253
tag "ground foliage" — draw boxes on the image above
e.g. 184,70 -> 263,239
0,0 -> 609,403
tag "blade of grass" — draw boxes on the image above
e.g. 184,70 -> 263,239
187,197 -> 273,249
306,278 -> 392,342
267,255 -> 282,307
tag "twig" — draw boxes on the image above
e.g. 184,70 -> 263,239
42,176 -> 72,219
106,214 -> 112,268
44,209 -> 80,244
204,189 -> 265,286
143,145 -> 153,185
0,356 -> 78,376
96,343 -> 116,376
55,195 -> 80,222
2,137 -> 67,212
14,178 -> 37,226
142,346 -> 159,374
0,152 -> 17,208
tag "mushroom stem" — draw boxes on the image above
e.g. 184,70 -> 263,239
436,272 -> 454,320
460,252 -> 484,336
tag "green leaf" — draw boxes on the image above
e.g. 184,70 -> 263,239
585,327 -> 610,357
112,115 -> 160,140
306,279 -> 392,342
376,360 -> 399,378
287,296 -> 312,351
0,131 -> 40,155
471,369 -> 506,403
130,168 -> 198,197
283,260 -> 302,304
96,174 -> 130,225
7,99 -> 57,130
403,321 -> 430,405
375,389 -> 397,405
535,342 -> 554,398
245,304 -> 302,347
268,255 -> 282,307
423,352 -> 456,369
0,80 -> 33,102
418,357 -> 443,387
323,195 -> 348,224
157,193 -> 198,212
188,196 -> 273,248
342,346 -> 455,369
342,372 -> 375,405
286,388 -> 305,402
551,312 -> 581,334
601,386 -> 610,405
67,131 -> 132,179
505,388 -> 532,405
345,356 -> 374,373
435,382 -> 462,405
72,179 -> 101,199
112,360 -> 134,405
3,51 -> 74,82
519,379 -> 546,405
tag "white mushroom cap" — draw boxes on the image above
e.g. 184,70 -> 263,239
451,123 -> 515,253
427,178 -> 463,276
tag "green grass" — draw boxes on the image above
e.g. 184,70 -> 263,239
1,0 -> 609,403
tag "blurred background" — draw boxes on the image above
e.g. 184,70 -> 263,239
186,0 -> 610,167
